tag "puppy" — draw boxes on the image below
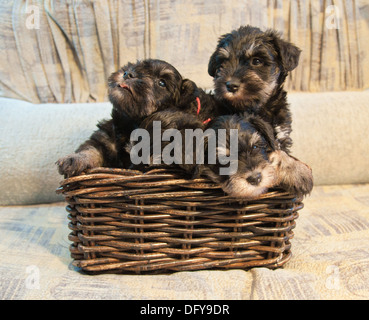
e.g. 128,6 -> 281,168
208,25 -> 301,152
201,113 -> 313,198
201,113 -> 277,198
56,59 -> 196,177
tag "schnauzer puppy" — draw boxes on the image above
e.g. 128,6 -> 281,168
201,113 -> 277,198
201,113 -> 313,198
56,59 -> 195,177
208,25 -> 301,152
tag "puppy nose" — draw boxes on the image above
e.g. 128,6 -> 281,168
123,71 -> 134,80
246,172 -> 262,185
226,80 -> 240,93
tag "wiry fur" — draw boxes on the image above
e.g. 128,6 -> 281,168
208,25 -> 301,152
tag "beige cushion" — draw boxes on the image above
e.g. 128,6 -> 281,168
0,98 -> 111,205
289,90 -> 369,186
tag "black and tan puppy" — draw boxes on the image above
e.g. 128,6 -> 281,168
208,25 -> 301,152
201,113 -> 277,198
56,59 -> 196,177
201,113 -> 313,198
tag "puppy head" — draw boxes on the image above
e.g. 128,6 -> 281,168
203,113 -> 277,199
108,59 -> 184,120
208,25 -> 301,111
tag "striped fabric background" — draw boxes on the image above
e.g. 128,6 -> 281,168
0,0 -> 368,103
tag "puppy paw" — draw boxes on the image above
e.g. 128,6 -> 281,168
56,153 -> 88,177
56,149 -> 103,177
285,164 -> 313,196
271,151 -> 313,197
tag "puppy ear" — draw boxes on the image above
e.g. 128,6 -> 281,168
208,50 -> 218,77
180,79 -> 198,96
269,31 -> 301,72
174,79 -> 199,109
247,115 -> 277,151
208,33 -> 233,77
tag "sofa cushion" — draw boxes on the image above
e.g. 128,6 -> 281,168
1,90 -> 369,205
0,98 -> 111,205
289,90 -> 369,186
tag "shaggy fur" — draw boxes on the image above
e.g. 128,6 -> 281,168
56,59 -> 196,177
208,25 -> 301,152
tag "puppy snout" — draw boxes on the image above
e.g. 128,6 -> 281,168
123,71 -> 135,80
246,172 -> 262,185
226,80 -> 240,93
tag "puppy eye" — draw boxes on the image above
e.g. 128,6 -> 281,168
252,143 -> 266,150
158,79 -> 167,87
251,58 -> 263,66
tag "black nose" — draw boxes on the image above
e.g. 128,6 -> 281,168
246,172 -> 262,186
123,71 -> 134,80
226,80 -> 240,93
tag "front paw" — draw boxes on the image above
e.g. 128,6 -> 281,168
271,151 -> 313,197
285,165 -> 313,196
56,153 -> 94,177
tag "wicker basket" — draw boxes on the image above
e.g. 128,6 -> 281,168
57,167 -> 303,274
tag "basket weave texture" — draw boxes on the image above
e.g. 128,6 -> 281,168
57,167 -> 303,274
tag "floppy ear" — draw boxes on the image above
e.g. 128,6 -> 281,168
180,79 -> 198,96
208,33 -> 233,77
208,50 -> 219,77
269,31 -> 301,72
174,79 -> 200,110
247,115 -> 277,151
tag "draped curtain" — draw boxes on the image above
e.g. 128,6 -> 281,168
0,0 -> 368,103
